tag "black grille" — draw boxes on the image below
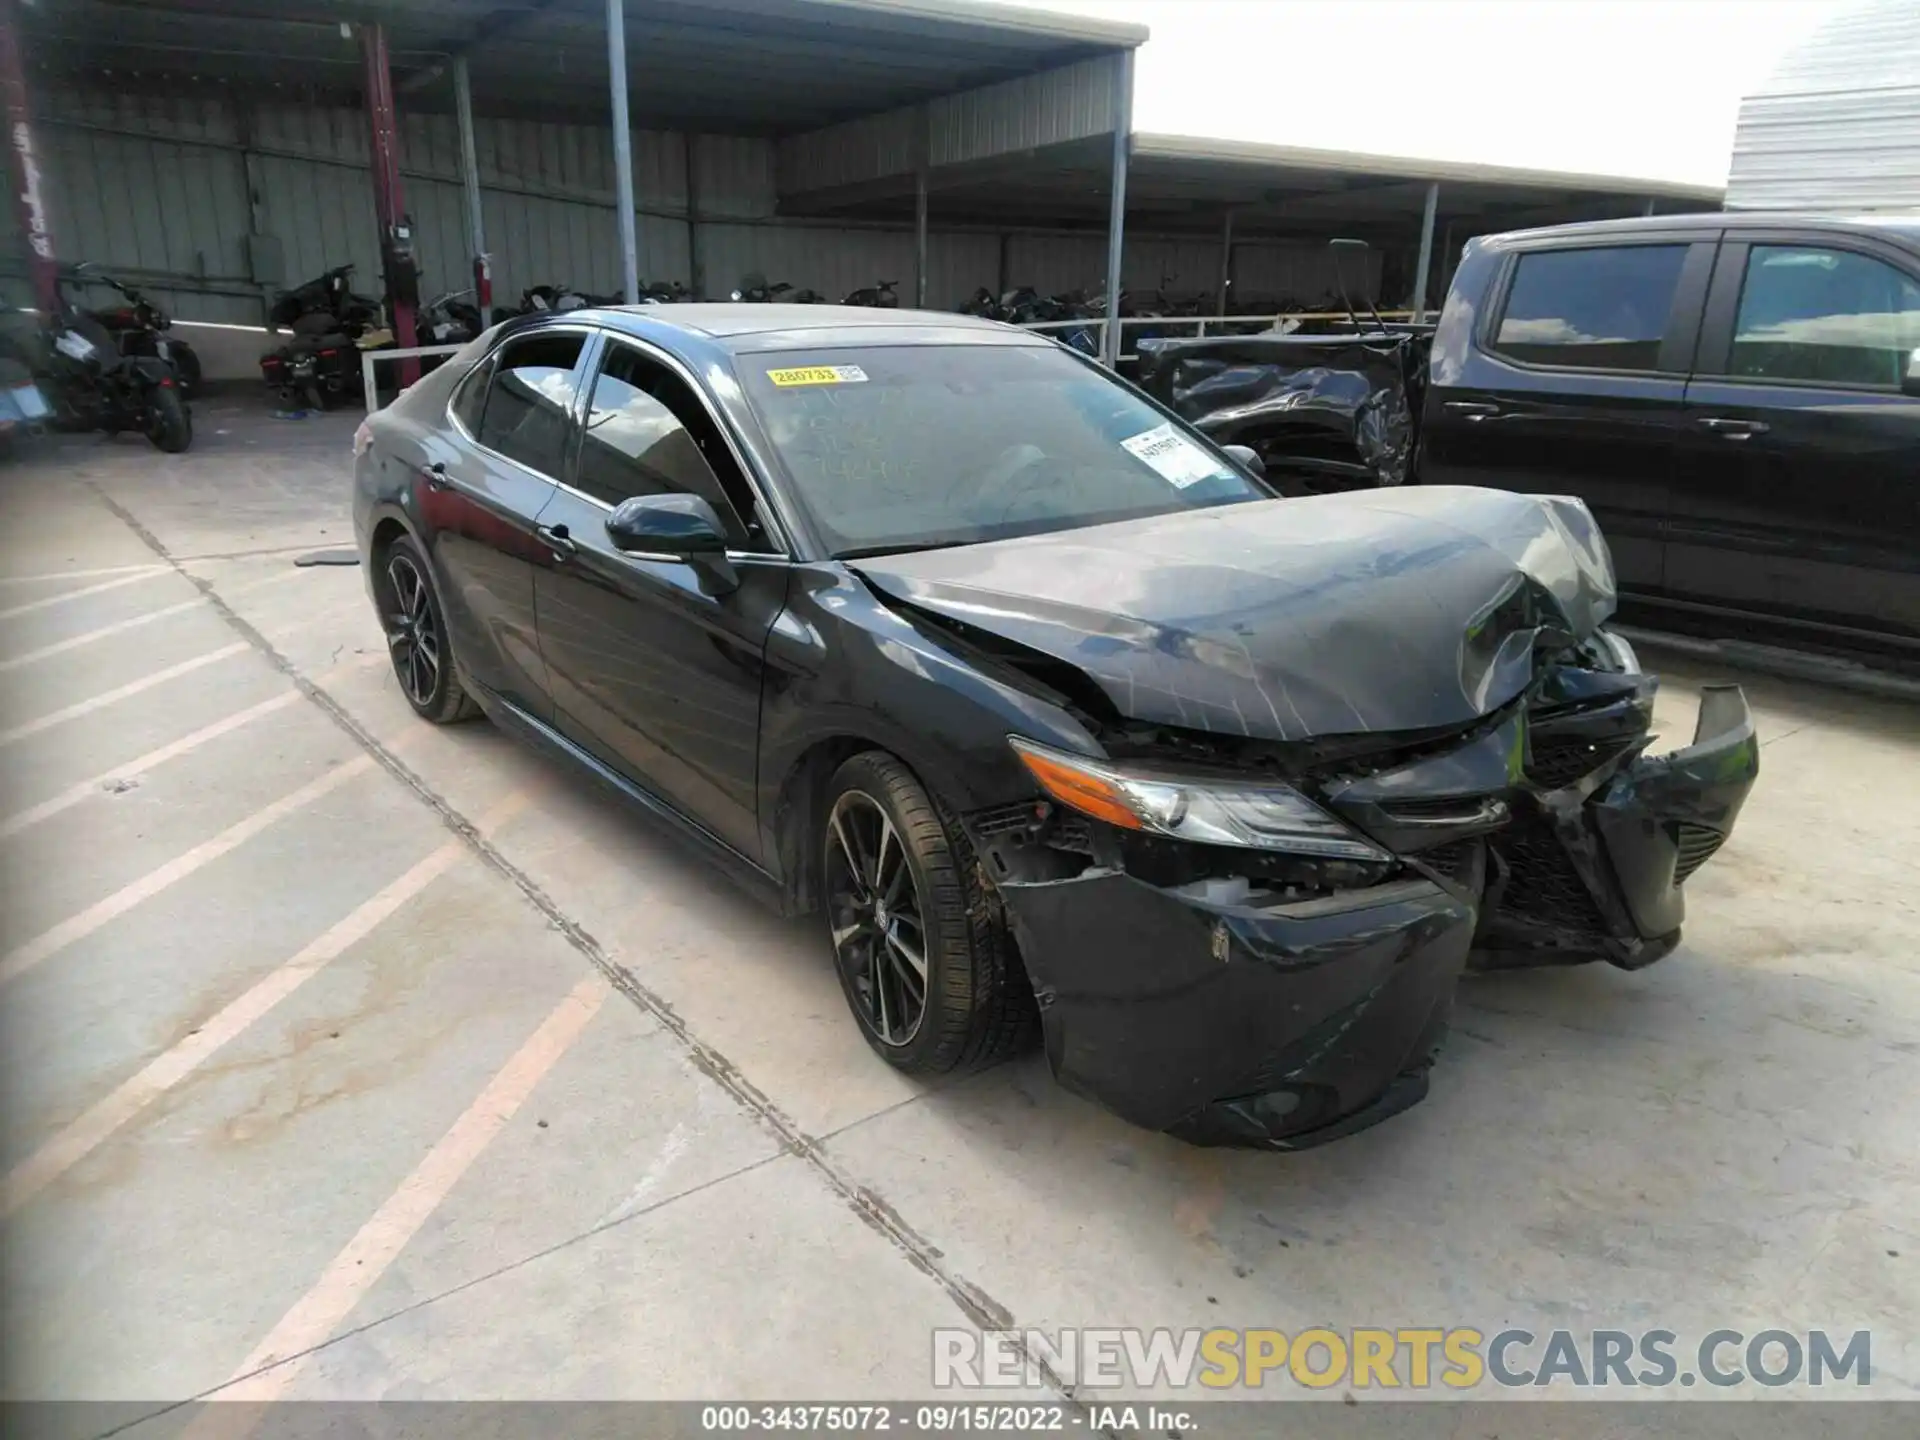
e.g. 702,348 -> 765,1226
971,802 -> 1041,838
1673,823 -> 1725,884
1526,732 -> 1634,790
1416,838 -> 1483,887
1493,826 -> 1610,939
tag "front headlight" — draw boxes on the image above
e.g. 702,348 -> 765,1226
1009,737 -> 1390,862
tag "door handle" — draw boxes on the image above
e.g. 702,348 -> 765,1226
1698,417 -> 1770,440
1443,401 -> 1500,421
421,461 -> 449,491
536,522 -> 577,558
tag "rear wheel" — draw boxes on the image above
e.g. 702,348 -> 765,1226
145,386 -> 191,452
377,535 -> 479,723
821,751 -> 1037,1075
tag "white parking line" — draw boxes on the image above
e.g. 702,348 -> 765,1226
0,566 -> 310,673
0,643 -> 249,745
0,653 -> 387,840
0,754 -> 376,988
0,569 -> 173,622
213,971 -> 606,1405
0,598 -> 207,672
1,791 -> 530,1219
0,563 -> 169,585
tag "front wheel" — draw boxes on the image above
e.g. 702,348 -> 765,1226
145,386 -> 192,452
822,751 -> 1037,1075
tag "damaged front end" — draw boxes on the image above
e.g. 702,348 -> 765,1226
853,488 -> 1759,1150
962,649 -> 1757,1150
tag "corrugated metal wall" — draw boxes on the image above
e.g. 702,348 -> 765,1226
3,81 -> 1370,325
1727,0 -> 1920,212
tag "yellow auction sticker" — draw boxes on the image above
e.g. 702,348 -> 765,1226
766,364 -> 869,387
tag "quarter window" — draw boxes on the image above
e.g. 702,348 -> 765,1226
1729,245 -> 1920,388
449,353 -> 494,435
576,343 -> 761,547
1493,245 -> 1688,371
475,333 -> 585,477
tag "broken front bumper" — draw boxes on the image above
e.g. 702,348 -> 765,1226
993,870 -> 1475,1149
980,683 -> 1759,1150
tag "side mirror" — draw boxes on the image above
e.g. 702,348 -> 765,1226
1903,347 -> 1920,398
605,493 -> 737,593
1221,443 -> 1266,480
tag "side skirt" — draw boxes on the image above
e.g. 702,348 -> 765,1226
471,679 -> 791,915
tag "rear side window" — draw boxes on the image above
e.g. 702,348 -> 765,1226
476,333 -> 585,477
1729,245 -> 1920,388
449,353 -> 494,435
1492,245 -> 1688,371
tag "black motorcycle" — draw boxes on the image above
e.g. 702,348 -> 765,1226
843,279 -> 899,308
420,288 -> 483,346
70,263 -> 202,396
260,264 -> 387,411
0,288 -> 191,451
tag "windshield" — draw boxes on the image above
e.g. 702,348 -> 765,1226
738,343 -> 1270,557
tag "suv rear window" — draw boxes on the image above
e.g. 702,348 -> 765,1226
1492,245 -> 1688,372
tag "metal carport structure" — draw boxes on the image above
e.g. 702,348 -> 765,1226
1,0 -> 1148,361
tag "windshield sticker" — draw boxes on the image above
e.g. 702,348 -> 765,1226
766,364 -> 869,388
1121,422 -> 1231,489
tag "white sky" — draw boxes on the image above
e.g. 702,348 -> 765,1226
1031,0 -> 1852,187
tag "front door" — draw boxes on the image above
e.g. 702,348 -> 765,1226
1671,236 -> 1920,654
1422,239 -> 1715,595
533,335 -> 788,862
421,328 -> 589,719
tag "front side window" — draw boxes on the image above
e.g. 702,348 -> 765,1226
475,332 -> 584,477
1492,245 -> 1688,372
1729,245 -> 1920,388
575,343 -> 756,545
738,344 -> 1270,558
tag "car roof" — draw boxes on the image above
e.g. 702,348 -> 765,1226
1484,211 -> 1920,248
568,303 -> 1049,353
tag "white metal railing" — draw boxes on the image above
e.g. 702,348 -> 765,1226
361,344 -> 467,413
1020,310 -> 1423,364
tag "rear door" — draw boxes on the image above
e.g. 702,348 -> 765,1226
533,334 -> 789,862
1422,235 -> 1716,594
426,327 -> 589,719
1672,232 -> 1920,653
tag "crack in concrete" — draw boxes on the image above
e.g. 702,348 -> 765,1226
87,482 -> 1088,1423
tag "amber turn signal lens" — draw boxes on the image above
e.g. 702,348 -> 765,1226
1011,742 -> 1143,831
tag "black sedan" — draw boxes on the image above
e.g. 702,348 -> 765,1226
352,305 -> 1760,1149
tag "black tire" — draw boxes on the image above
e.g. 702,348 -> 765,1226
375,534 -> 480,724
821,751 -> 1038,1075
303,381 -> 328,413
168,342 -> 202,396
146,386 -> 192,452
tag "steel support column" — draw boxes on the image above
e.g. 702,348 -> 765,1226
0,0 -> 57,316
452,57 -> 490,313
360,21 -> 418,384
607,0 -> 639,304
685,131 -> 703,299
1216,207 -> 1235,315
1100,48 -> 1135,367
1410,180 -> 1439,324
913,106 -> 930,309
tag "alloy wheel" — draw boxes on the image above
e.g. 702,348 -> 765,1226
384,551 -> 441,708
824,790 -> 929,1047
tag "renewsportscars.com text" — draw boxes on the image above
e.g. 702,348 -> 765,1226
932,1326 -> 1872,1391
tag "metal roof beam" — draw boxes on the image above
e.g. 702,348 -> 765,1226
398,0 -> 569,94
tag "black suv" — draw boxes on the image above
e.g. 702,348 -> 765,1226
1142,214 -> 1920,671
1423,213 -> 1920,668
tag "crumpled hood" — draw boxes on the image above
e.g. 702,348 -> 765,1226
852,486 -> 1617,742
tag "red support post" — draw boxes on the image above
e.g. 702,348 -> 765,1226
358,21 -> 419,387
0,0 -> 58,317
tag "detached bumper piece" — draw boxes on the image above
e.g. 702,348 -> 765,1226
993,870 -> 1473,1150
972,683 -> 1758,1150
